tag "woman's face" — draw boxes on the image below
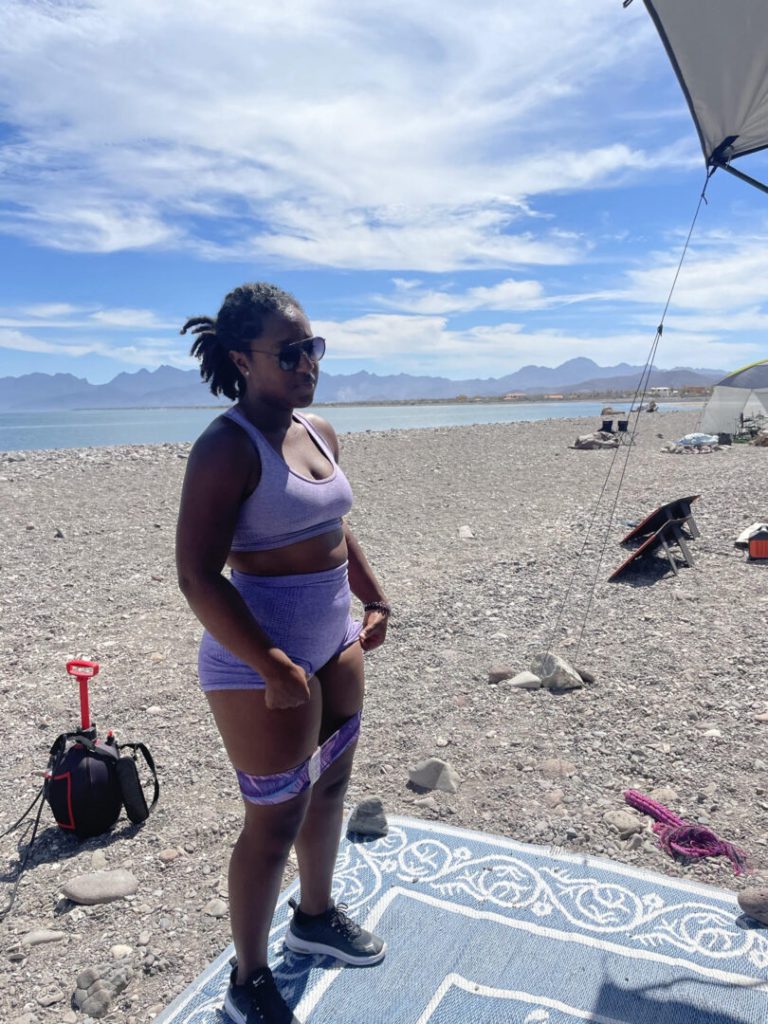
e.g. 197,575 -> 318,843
233,306 -> 319,408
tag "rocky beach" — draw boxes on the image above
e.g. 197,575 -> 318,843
1,409 -> 767,1022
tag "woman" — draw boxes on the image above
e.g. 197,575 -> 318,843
176,282 -> 389,1024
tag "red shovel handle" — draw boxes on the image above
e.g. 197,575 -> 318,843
66,659 -> 100,731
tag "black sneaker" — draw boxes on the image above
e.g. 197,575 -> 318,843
223,965 -> 301,1024
284,898 -> 386,965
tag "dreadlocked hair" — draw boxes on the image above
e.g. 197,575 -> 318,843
180,282 -> 303,401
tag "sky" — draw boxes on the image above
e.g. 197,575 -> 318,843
1,0 -> 768,384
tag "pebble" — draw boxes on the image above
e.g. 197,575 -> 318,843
137,931 -> 152,947
158,848 -> 181,864
435,736 -> 449,747
91,850 -> 107,871
62,869 -> 139,905
603,810 -> 643,839
36,987 -> 65,1008
203,898 -> 228,918
458,525 -> 475,540
21,929 -> 67,947
413,796 -> 439,811
111,944 -> 133,959
506,671 -> 542,690
540,758 -> 577,780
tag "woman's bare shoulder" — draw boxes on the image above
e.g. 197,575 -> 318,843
302,412 -> 340,458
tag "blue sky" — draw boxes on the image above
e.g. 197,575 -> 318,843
1,1 -> 767,384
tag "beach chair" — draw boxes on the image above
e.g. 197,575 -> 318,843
601,419 -> 614,433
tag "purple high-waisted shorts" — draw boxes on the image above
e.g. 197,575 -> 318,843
198,561 -> 362,691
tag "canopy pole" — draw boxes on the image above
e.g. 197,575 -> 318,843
710,160 -> 768,196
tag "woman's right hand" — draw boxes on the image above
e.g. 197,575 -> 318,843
263,657 -> 311,710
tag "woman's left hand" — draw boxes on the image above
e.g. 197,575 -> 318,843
358,609 -> 389,651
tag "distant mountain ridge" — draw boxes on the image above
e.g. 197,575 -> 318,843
0,360 -> 725,411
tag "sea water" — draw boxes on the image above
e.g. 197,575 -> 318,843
0,401 -> 700,452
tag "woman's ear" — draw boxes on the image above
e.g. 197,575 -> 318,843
229,350 -> 250,378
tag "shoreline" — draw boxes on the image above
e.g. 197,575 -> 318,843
1,411 -> 766,1021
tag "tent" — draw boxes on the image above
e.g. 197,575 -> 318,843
700,359 -> 768,434
637,0 -> 768,194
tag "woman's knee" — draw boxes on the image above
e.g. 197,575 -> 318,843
238,793 -> 310,853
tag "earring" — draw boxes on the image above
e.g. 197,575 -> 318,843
242,369 -> 250,377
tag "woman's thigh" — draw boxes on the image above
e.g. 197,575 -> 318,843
206,678 -> 322,775
315,641 -> 365,742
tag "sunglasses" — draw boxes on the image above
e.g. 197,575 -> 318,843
249,336 -> 326,371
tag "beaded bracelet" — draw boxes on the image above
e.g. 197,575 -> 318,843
363,600 -> 391,616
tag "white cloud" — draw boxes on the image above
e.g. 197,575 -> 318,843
0,0 -> 681,266
378,277 -> 548,314
315,313 -> 751,375
0,326 -> 193,369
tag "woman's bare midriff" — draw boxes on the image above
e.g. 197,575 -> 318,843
227,526 -> 347,576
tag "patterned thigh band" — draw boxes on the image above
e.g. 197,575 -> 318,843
235,710 -> 362,805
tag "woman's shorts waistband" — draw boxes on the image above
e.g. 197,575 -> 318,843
230,560 -> 349,589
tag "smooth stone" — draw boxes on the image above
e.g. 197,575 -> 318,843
506,671 -> 542,690
158,848 -> 180,863
413,796 -> 439,811
203,898 -> 228,918
604,809 -> 643,839
22,928 -> 67,947
649,786 -> 679,804
458,525 -> 475,540
530,652 -> 583,690
540,758 -> 577,780
543,790 -> 564,809
737,888 -> 768,925
347,797 -> 388,837
111,944 -> 133,959
408,757 -> 460,793
37,987 -> 65,1007
91,850 -> 107,871
62,870 -> 139,906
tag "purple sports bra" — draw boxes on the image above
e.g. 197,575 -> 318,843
224,407 -> 353,551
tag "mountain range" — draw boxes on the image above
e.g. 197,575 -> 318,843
0,359 -> 724,411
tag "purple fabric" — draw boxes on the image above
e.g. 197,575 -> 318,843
224,407 -> 353,551
624,789 -> 749,875
198,561 -> 362,691
236,710 -> 362,805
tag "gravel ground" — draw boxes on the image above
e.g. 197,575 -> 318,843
1,409 -> 767,1022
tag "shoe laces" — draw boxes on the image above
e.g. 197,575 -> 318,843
328,902 -> 362,938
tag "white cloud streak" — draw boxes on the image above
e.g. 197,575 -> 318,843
0,0 -> 680,267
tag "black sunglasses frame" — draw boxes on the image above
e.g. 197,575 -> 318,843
249,336 -> 326,371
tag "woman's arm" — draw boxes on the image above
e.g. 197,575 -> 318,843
305,412 -> 390,650
344,522 -> 390,651
175,422 -> 310,708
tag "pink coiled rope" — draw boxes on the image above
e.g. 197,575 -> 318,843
624,789 -> 749,876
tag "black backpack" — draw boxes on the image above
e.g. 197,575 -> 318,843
1,665 -> 159,923
45,728 -> 159,838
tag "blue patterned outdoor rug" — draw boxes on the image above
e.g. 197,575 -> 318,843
156,816 -> 768,1024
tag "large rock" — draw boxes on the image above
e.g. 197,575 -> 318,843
62,869 -> 138,906
74,960 -> 133,1019
408,757 -> 459,793
530,653 -> 583,690
347,797 -> 388,837
737,888 -> 768,925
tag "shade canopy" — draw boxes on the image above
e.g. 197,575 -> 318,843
643,0 -> 768,166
